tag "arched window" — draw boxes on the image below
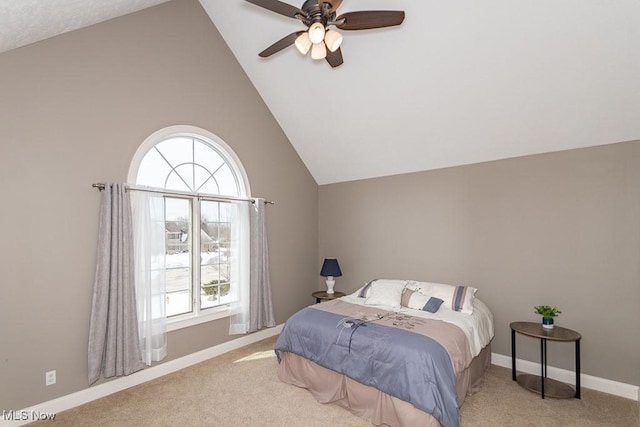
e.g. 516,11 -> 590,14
134,135 -> 244,196
129,126 -> 250,323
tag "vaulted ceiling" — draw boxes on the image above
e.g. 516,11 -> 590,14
3,0 -> 640,184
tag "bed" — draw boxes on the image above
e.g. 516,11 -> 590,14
274,279 -> 494,427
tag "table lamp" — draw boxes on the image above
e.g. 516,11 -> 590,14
320,258 -> 342,294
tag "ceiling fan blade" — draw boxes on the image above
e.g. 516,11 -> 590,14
245,0 -> 307,19
325,47 -> 343,68
318,0 -> 342,14
259,31 -> 304,57
335,11 -> 405,31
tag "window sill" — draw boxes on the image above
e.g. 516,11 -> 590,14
166,306 -> 230,332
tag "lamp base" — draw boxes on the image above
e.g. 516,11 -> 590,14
325,277 -> 335,294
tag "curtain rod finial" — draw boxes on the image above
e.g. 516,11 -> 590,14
251,198 -> 275,205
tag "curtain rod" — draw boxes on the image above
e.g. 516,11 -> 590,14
92,183 -> 274,205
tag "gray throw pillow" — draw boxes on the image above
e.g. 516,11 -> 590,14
423,297 -> 444,313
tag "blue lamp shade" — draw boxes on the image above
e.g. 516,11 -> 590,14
320,258 -> 342,277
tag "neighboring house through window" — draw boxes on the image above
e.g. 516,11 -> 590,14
128,125 -> 250,328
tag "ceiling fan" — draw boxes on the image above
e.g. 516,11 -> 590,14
245,0 -> 405,68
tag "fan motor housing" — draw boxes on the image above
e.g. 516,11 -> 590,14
302,0 -> 333,25
302,0 -> 320,13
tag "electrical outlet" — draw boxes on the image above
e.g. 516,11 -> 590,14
45,370 -> 56,386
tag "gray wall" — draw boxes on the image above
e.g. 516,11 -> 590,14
319,141 -> 640,386
0,0 -> 318,410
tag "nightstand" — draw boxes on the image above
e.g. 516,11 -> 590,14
510,321 -> 581,399
312,290 -> 346,303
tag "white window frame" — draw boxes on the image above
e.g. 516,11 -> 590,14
128,125 -> 251,331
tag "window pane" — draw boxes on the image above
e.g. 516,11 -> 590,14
194,164 -> 219,194
155,137 -> 194,170
194,140 -> 225,175
218,202 -> 236,225
136,148 -> 173,188
165,197 -> 192,317
165,164 -> 196,192
214,166 -> 239,197
200,200 -> 233,310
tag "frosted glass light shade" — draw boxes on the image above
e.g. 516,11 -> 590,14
308,22 -> 325,44
324,29 -> 343,52
311,42 -> 327,60
295,32 -> 312,55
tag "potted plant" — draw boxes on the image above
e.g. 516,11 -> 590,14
534,305 -> 561,329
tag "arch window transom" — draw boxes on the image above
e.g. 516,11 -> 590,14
135,136 -> 241,197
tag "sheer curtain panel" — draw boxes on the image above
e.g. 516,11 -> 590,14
249,198 -> 276,332
131,189 -> 167,365
88,183 -> 144,385
229,201 -> 251,334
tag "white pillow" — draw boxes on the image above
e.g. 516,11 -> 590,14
405,280 -> 427,293
352,279 -> 407,299
364,280 -> 407,309
415,281 -> 477,314
351,279 -> 377,298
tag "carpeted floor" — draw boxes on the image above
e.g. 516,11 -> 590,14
30,336 -> 639,426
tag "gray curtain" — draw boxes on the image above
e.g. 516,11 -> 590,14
249,198 -> 276,332
88,183 -> 144,385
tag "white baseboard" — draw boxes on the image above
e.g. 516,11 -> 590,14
1,325 -> 283,427
491,352 -> 639,401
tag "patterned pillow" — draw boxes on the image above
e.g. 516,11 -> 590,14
400,288 -> 416,308
401,288 -> 427,309
401,289 -> 444,313
416,282 -> 477,314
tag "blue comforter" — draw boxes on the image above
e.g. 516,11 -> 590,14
275,305 -> 459,427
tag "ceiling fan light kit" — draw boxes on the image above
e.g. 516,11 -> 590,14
295,32 -> 312,54
311,41 -> 327,59
246,0 -> 405,68
324,29 -> 342,52
308,22 -> 325,43
295,26 -> 341,59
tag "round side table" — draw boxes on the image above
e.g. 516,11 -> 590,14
312,290 -> 346,303
510,321 -> 581,399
